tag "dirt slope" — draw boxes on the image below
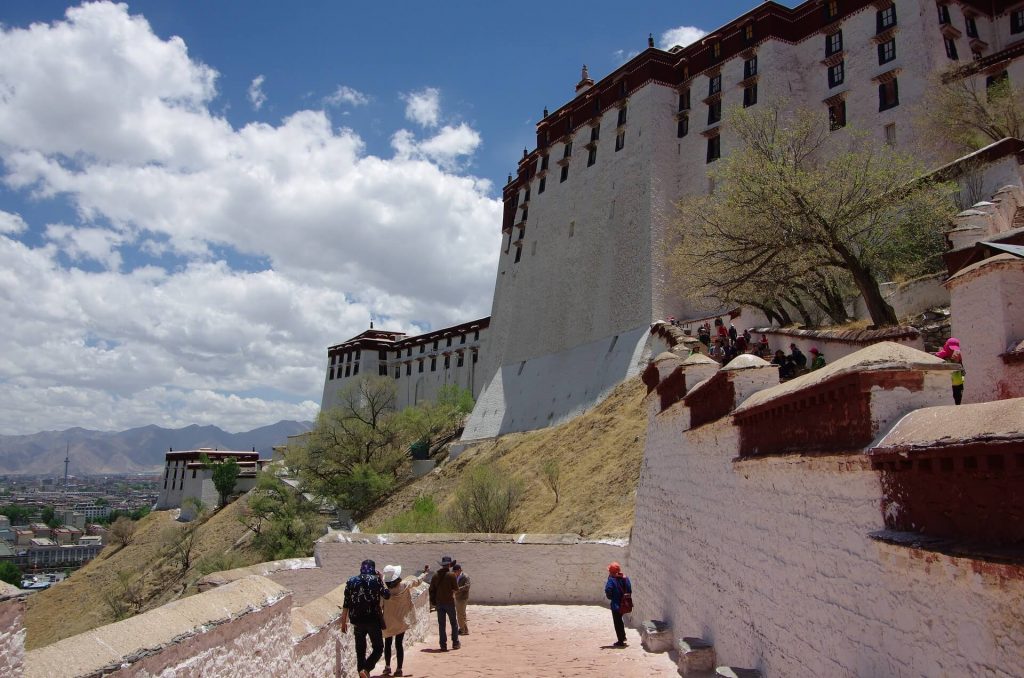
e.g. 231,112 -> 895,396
363,377 -> 648,538
24,496 -> 262,650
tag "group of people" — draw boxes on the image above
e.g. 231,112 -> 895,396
769,344 -> 826,380
341,555 -> 471,678
687,317 -> 828,378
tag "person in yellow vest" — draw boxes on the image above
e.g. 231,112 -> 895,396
934,337 -> 965,405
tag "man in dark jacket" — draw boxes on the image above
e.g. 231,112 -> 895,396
428,555 -> 460,651
341,559 -> 391,678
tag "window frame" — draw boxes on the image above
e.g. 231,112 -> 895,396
878,38 -> 896,65
708,100 -> 722,125
945,37 -> 959,60
743,84 -> 758,108
877,5 -> 897,34
677,115 -> 689,138
706,135 -> 721,163
878,78 -> 900,111
828,61 -> 845,88
829,100 -> 847,131
826,31 -> 843,57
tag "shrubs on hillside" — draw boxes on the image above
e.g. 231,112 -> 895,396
376,495 -> 451,533
450,463 -> 524,533
241,472 -> 321,560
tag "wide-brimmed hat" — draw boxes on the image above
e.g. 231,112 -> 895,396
383,564 -> 402,583
439,555 -> 454,567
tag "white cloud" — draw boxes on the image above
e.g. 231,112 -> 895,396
0,210 -> 27,234
248,74 -> 266,110
325,85 -> 369,107
0,2 -> 501,435
660,25 -> 708,50
402,87 -> 441,127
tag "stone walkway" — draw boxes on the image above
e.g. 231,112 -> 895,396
371,604 -> 679,677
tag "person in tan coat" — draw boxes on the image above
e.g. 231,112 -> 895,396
452,563 -> 471,635
380,565 -> 425,676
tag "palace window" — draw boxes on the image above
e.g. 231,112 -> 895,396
826,31 -> 843,57
744,56 -> 758,79
617,106 -> 628,126
709,74 -> 721,96
677,116 -> 689,138
418,361 -> 424,373
828,61 -> 845,88
824,0 -> 839,20
615,130 -> 625,151
590,126 -> 600,142
712,42 -> 722,61
473,352 -> 479,363
706,135 -> 721,163
878,39 -> 896,64
877,5 -> 897,34
432,340 -> 438,350
419,344 -> 425,354
885,123 -> 896,146
330,354 -> 336,365
406,362 -> 411,376
474,330 -> 480,340
945,37 -> 959,60
878,78 -> 900,111
708,100 -> 722,125
523,187 -> 530,203
352,363 -> 359,375
378,365 -> 387,376
378,349 -> 387,360
444,355 -> 450,369
344,365 -> 350,377
394,366 -> 400,379
540,155 -> 549,171
538,177 -> 546,194
406,347 -> 412,357
829,100 -> 847,131
460,333 -> 466,344
587,146 -> 597,166
447,336 -> 452,347
678,89 -> 690,112
457,353 -> 465,367
937,4 -> 950,25
329,367 -> 334,380
430,357 -> 436,372
743,24 -> 755,44
560,165 -> 569,183
1013,9 -> 1024,34
965,16 -> 978,38
743,84 -> 758,108
563,141 -> 572,159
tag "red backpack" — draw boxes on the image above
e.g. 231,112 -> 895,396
617,578 -> 633,614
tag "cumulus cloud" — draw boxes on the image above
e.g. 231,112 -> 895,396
0,3 -> 500,434
660,25 -> 708,50
325,85 -> 369,107
402,87 -> 441,127
248,74 -> 267,110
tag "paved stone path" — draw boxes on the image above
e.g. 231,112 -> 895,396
371,604 -> 679,677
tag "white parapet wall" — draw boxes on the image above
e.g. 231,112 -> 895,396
462,325 -> 651,440
0,582 -> 25,678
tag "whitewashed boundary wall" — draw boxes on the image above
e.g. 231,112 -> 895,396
749,325 -> 925,364
630,343 -> 1024,677
316,533 -> 626,605
851,272 -> 950,321
0,582 -> 25,677
25,576 -> 293,678
462,326 -> 651,440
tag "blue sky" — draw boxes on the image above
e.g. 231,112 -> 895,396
0,1 -> 770,435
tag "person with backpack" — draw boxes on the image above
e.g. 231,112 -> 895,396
341,559 -> 391,678
604,561 -> 632,647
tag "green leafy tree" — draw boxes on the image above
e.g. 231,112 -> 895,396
918,72 -> 1024,159
243,473 -> 321,560
670,104 -> 956,326
0,561 -> 20,587
211,458 -> 241,508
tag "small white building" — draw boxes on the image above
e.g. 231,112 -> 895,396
155,449 -> 267,520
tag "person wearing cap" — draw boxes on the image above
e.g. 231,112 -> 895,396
935,337 -> 965,405
452,562 -> 471,635
428,555 -> 460,651
604,562 -> 632,647
341,559 -> 391,678
380,564 -> 426,677
809,347 -> 826,371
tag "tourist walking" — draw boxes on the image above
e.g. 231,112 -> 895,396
935,337 -> 965,405
453,562 -> 471,635
604,562 -> 632,647
341,559 -> 391,678
428,555 -> 460,651
380,564 -> 423,677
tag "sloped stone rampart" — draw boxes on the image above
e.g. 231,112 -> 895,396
24,576 -> 293,678
0,582 -> 25,677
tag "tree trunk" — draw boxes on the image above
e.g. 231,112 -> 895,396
782,294 -> 814,327
846,260 -> 898,326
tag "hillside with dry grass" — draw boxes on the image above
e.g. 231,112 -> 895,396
24,495 -> 264,650
362,377 -> 648,538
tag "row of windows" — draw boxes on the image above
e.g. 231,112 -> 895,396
539,109 -> 629,189
393,351 -> 479,377
330,350 -> 360,365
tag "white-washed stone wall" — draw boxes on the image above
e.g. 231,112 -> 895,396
630,358 -> 1024,676
0,584 -> 25,678
315,534 -> 626,605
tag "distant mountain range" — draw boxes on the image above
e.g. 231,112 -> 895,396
0,421 -> 314,475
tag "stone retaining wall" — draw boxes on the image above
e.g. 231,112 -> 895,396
0,582 -> 25,677
316,533 -> 627,605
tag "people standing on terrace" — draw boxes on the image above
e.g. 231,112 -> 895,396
428,555 -> 460,651
341,559 -> 391,678
453,562 -> 471,635
935,337 -> 965,405
604,562 -> 632,647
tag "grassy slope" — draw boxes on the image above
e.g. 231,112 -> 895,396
363,377 -> 648,539
24,495 -> 262,650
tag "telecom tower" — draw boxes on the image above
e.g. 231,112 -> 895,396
63,442 -> 70,491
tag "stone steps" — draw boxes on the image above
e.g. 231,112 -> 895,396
635,622 -> 763,678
